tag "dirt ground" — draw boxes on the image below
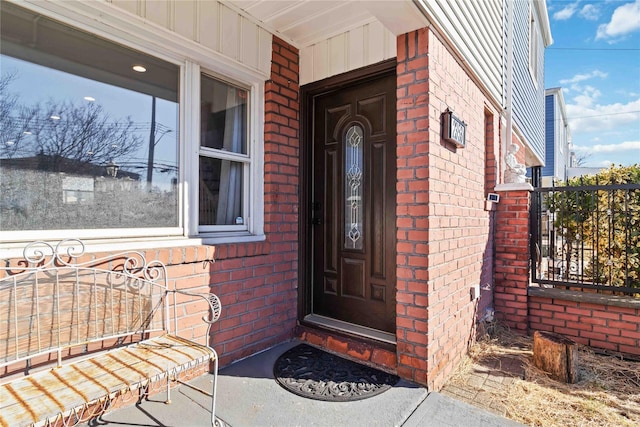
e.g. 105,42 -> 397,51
441,326 -> 640,427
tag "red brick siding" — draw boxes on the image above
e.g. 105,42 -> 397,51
528,296 -> 640,356
484,110 -> 497,195
480,110 -> 498,321
396,28 -> 496,390
493,190 -> 530,332
298,326 -> 398,373
396,29 -> 432,387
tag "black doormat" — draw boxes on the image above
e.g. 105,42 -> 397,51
273,344 -> 399,402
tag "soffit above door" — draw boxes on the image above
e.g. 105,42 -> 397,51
225,0 -> 429,48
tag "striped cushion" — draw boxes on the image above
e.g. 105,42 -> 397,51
0,335 -> 214,427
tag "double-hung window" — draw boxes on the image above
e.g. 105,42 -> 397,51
199,74 -> 250,232
528,6 -> 540,86
0,2 -> 264,245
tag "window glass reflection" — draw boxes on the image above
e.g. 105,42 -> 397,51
0,3 -> 179,232
199,157 -> 243,226
201,76 -> 247,154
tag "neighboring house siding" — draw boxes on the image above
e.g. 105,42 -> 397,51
543,89 -> 570,181
299,21 -> 397,85
414,0 -> 503,105
109,0 -> 272,77
509,0 -> 545,162
554,96 -> 569,180
542,94 -> 555,176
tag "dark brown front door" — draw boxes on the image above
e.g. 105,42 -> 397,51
310,69 -> 396,333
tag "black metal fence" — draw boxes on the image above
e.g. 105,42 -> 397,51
530,182 -> 640,295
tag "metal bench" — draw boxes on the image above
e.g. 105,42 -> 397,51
0,239 -> 221,427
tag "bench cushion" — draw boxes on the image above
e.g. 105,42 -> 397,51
0,334 -> 214,427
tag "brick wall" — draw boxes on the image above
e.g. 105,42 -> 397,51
528,288 -> 640,356
396,28 -> 496,390
395,28 -> 431,387
480,110 -> 498,322
493,190 -> 530,333
493,189 -> 640,357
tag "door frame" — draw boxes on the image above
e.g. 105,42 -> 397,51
298,59 -> 398,331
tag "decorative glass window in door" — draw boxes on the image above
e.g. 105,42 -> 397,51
344,125 -> 363,250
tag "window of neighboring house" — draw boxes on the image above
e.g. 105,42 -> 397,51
529,6 -> 539,85
0,2 -> 264,243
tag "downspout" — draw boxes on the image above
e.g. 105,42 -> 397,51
503,0 -> 514,184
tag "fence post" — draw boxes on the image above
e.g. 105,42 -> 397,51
493,186 -> 532,332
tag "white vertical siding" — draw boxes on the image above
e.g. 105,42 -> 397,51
199,1 -> 220,51
111,0 -> 138,16
174,1 -> 196,41
414,0 -> 503,105
220,5 -> 240,60
107,0 -> 272,77
299,21 -> 397,85
241,17 -> 259,70
145,0 -> 170,29
347,26 -> 365,71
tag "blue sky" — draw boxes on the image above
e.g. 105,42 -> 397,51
545,0 -> 640,168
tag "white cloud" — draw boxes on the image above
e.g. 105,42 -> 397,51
572,141 -> 640,153
596,0 -> 640,40
571,86 -> 602,108
566,96 -> 640,133
579,4 -> 600,20
553,1 -> 580,20
559,70 -> 607,85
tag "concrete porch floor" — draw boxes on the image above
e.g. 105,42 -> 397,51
82,340 -> 523,427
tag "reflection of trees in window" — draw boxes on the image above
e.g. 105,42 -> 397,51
0,1 -> 181,234
1,74 -> 142,173
0,74 -> 178,231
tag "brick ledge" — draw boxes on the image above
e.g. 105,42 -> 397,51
528,286 -> 640,309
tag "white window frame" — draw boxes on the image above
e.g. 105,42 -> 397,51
0,0 -> 266,248
528,4 -> 540,87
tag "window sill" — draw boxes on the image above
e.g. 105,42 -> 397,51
199,232 -> 266,245
0,234 -> 266,260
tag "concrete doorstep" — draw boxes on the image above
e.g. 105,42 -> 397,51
82,340 -> 523,427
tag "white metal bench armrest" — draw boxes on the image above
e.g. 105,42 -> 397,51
170,290 -> 222,347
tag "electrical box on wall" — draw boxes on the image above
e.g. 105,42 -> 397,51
470,283 -> 481,300
487,193 -> 500,203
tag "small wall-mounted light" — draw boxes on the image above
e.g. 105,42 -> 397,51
442,108 -> 466,148
487,193 -> 500,203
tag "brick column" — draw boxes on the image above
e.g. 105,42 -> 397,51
395,29 -> 431,386
493,188 -> 531,332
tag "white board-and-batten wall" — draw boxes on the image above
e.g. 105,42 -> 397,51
108,0 -> 397,86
